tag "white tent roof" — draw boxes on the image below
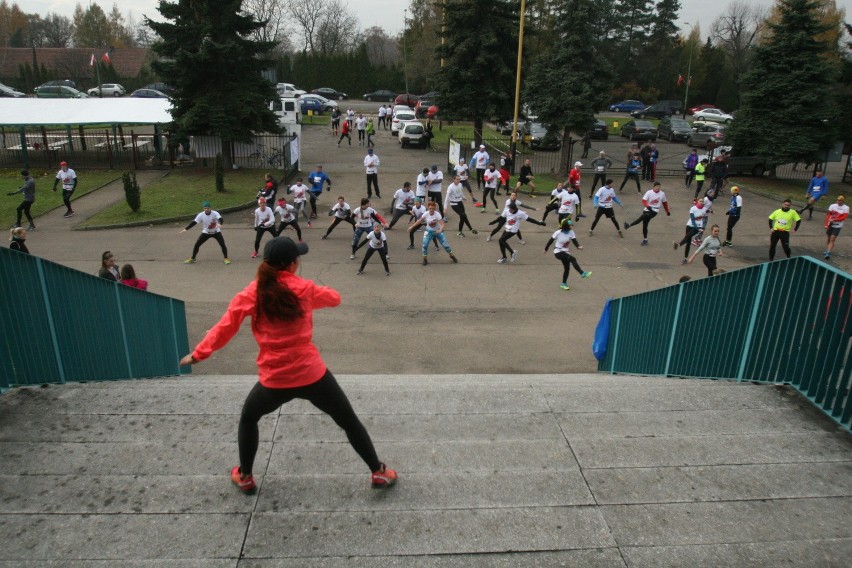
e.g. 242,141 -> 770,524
0,98 -> 173,126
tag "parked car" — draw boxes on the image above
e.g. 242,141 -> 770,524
391,105 -> 413,118
87,83 -> 126,97
394,93 -> 420,107
693,108 -> 734,123
710,147 -> 768,177
142,83 -> 175,96
34,85 -> 88,98
657,99 -> 684,114
687,123 -> 726,147
415,96 -> 439,119
608,99 -> 645,112
39,79 -> 77,90
657,117 -> 692,142
619,120 -> 657,141
391,110 -> 417,135
0,83 -> 25,97
399,121 -> 427,148
498,119 -> 523,136
588,119 -> 609,140
363,89 -> 397,102
299,94 -> 337,112
298,96 -> 325,114
130,88 -> 168,98
276,82 -> 306,97
311,87 -> 347,100
687,103 -> 717,115
631,103 -> 672,119
522,121 -> 561,150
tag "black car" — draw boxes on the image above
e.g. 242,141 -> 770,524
630,103 -> 672,119
363,89 -> 397,102
311,87 -> 347,100
657,117 -> 692,142
142,83 -> 176,96
588,119 -> 609,140
620,120 -> 657,141
522,121 -> 561,150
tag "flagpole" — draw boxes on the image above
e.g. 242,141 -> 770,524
682,23 -> 694,119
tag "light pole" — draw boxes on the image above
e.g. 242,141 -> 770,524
682,23 -> 695,120
510,0 -> 528,172
402,9 -> 410,94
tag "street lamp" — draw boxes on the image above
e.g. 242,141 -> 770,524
682,22 -> 695,120
510,0 -> 528,172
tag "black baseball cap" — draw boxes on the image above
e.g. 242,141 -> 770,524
263,237 -> 308,268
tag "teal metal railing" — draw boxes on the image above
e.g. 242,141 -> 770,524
0,246 -> 189,392
599,256 -> 851,431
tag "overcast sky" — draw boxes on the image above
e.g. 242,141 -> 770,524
24,0 -> 852,39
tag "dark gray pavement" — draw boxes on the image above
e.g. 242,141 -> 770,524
1,374 -> 850,566
2,123 -> 850,566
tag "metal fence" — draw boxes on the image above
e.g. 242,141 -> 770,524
0,246 -> 190,392
598,256 -> 851,431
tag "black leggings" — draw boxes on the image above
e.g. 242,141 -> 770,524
191,232 -> 228,259
678,226 -> 701,258
389,208 -> 411,228
498,231 -> 518,258
277,220 -> 302,240
428,191 -> 443,215
625,210 -> 658,238
16,200 -> 34,225
476,168 -> 486,189
338,132 -> 351,145
254,226 -> 276,252
619,172 -> 641,192
460,179 -> 474,197
489,216 -> 522,240
238,371 -> 380,475
359,247 -> 389,272
555,251 -> 583,283
590,173 -> 606,196
482,187 -> 499,210
63,189 -> 75,212
542,201 -> 559,222
450,203 -> 473,232
726,215 -> 740,242
703,254 -> 717,276
590,207 -> 620,231
769,230 -> 791,260
325,216 -> 355,237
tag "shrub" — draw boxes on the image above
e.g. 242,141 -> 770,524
214,153 -> 225,192
122,171 -> 141,212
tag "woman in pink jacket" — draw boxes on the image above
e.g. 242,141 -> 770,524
179,237 -> 397,494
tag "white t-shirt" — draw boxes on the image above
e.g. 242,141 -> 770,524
378,106 -> 387,118
421,210 -> 443,232
551,187 -> 564,198
289,183 -> 307,203
393,188 -> 415,210
502,210 -> 529,234
444,182 -> 465,208
275,204 -> 296,223
428,170 -> 443,193
353,206 -> 377,228
484,169 -> 501,188
55,167 -> 76,190
416,173 -> 429,197
454,163 -> 469,181
356,117 -> 367,130
331,202 -> 351,219
194,210 -> 222,233
687,205 -> 708,228
827,203 -> 849,228
595,186 -> 617,208
365,230 -> 387,249
550,229 -> 576,254
558,192 -> 580,214
472,150 -> 490,169
410,204 -> 427,222
254,207 -> 275,228
502,198 -> 525,214
364,154 -> 380,174
643,189 -> 668,212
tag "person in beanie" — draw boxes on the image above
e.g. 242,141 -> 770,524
181,201 -> 231,264
179,237 -> 398,494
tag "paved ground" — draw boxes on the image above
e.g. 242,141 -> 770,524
2,123 -> 850,566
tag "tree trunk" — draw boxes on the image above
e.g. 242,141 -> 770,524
221,138 -> 233,169
473,118 -> 483,148
559,126 -> 572,177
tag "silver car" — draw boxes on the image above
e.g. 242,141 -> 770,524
687,123 -> 727,148
87,83 -> 126,97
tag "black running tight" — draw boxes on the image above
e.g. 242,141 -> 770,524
450,203 -> 473,232
555,251 -> 583,283
191,232 -> 228,259
482,187 -> 498,209
238,371 -> 381,475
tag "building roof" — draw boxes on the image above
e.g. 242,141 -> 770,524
0,98 -> 172,127
0,47 -> 149,83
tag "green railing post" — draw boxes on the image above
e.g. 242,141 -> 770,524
663,284 -> 685,377
737,263 -> 768,382
114,284 -> 134,378
609,299 -> 623,374
35,258 -> 66,384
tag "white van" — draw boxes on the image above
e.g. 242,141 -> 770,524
270,96 -> 301,129
276,83 -> 306,98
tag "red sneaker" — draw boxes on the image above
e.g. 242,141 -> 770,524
371,463 -> 398,488
230,466 -> 257,494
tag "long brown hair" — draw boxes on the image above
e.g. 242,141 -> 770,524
254,262 -> 302,326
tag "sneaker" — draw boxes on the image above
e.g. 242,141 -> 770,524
560,283 -> 570,290
184,258 -> 196,264
322,235 -> 329,240
623,222 -> 629,230
26,225 -> 36,231
422,257 -> 428,265
673,241 -> 679,250
450,253 -> 458,263
223,258 -> 232,265
470,229 -> 478,235
518,239 -> 526,245
350,254 -> 355,260
681,258 -> 688,265
457,231 -> 465,237
722,241 -> 733,247
588,230 -> 594,237
310,212 -> 317,219
385,271 -> 391,276
641,239 -> 648,246
486,235 -> 492,242
691,239 -> 701,247
251,251 -> 258,258
618,231 -> 624,238
497,257 -> 507,264
406,244 -> 414,250
63,212 -> 72,218
230,466 -> 256,494
357,270 -> 364,275
481,208 -> 487,213
511,251 -> 517,262
581,271 -> 592,279
578,213 -> 587,218
495,209 -> 500,214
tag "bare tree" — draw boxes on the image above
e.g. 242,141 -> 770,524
315,0 -> 358,54
359,26 -> 400,67
288,0 -> 325,52
710,0 -> 766,82
243,0 -> 292,53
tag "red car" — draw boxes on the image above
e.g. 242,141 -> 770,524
415,97 -> 439,119
688,103 -> 717,115
394,93 -> 419,107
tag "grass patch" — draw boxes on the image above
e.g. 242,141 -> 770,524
300,114 -> 331,127
0,168 -> 120,226
79,168 -> 270,227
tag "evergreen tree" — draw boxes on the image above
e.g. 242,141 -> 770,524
641,0 -> 682,97
727,0 -> 840,166
524,0 -> 614,172
147,1 -> 281,166
435,0 -> 517,143
612,0 -> 654,78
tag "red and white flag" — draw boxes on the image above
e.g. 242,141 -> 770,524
677,74 -> 684,86
102,47 -> 114,65
89,53 -> 95,67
